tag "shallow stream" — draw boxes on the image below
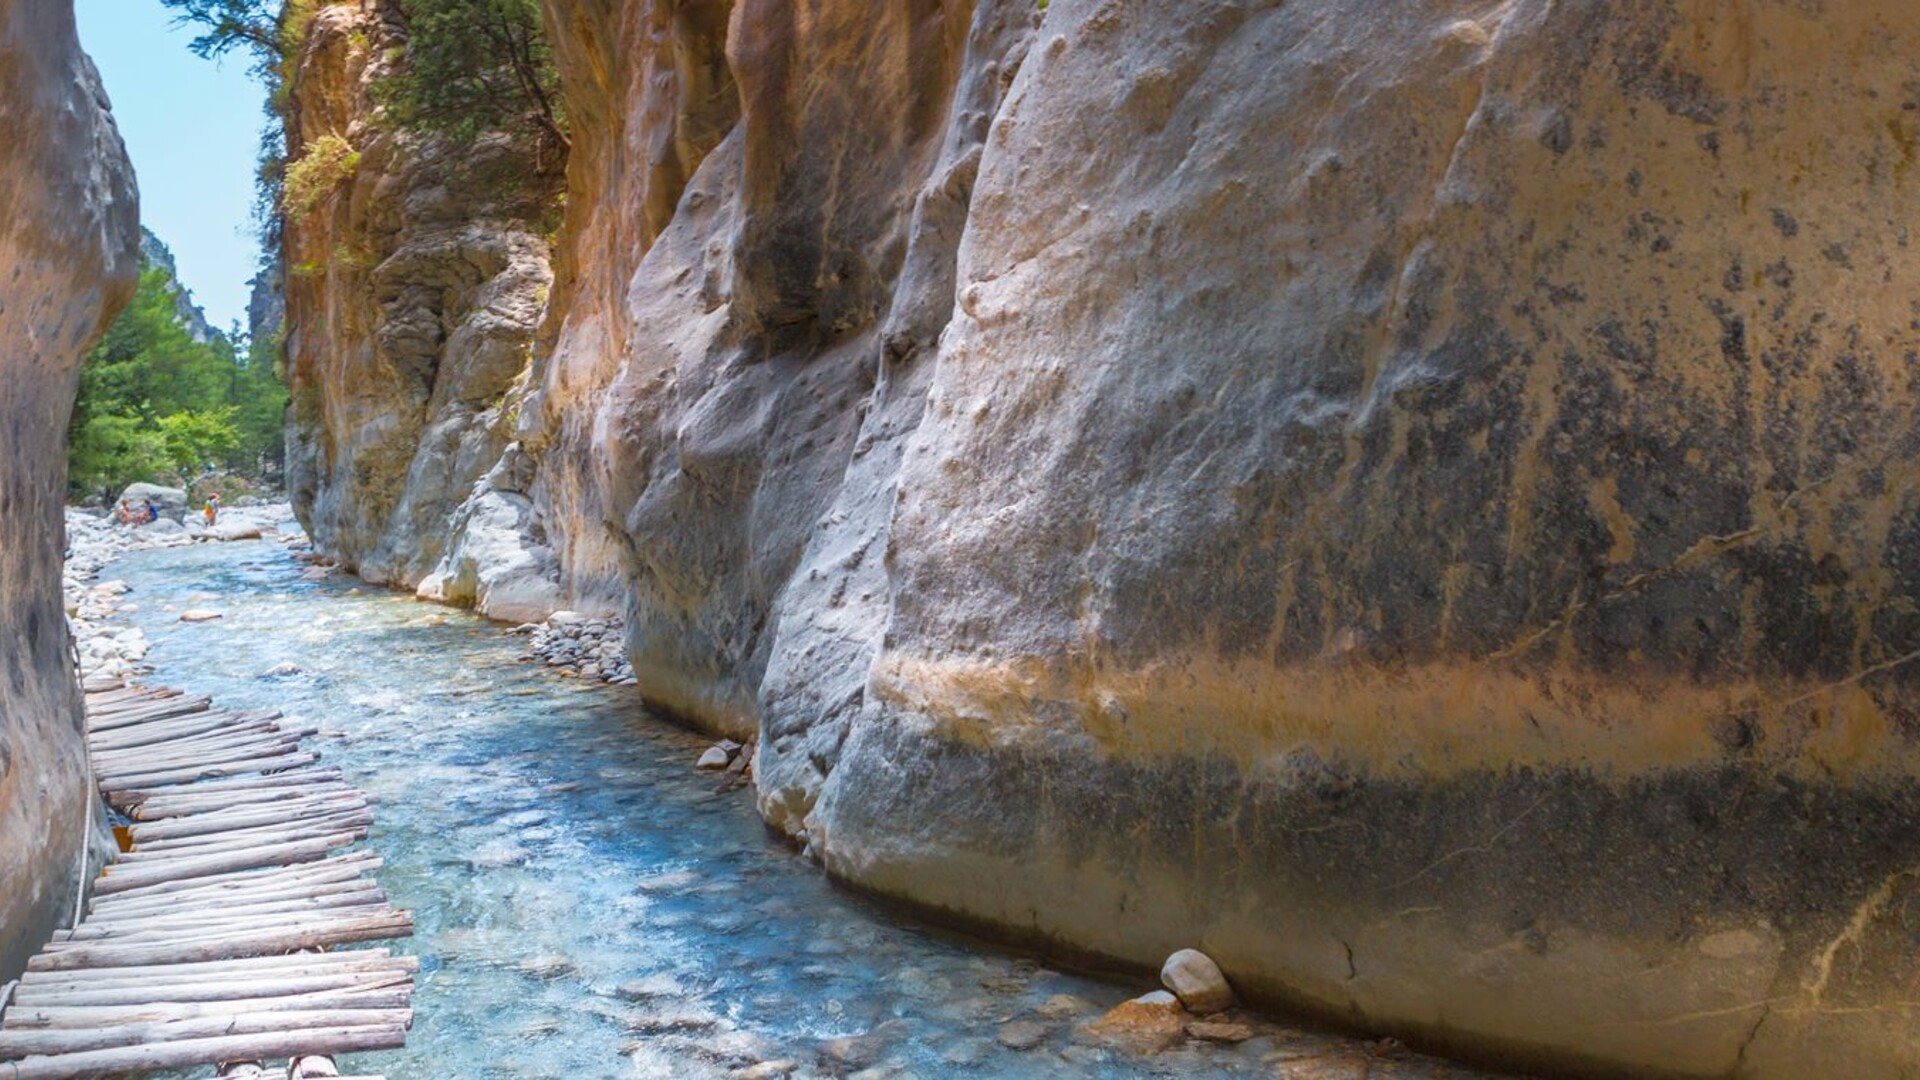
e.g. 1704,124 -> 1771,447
109,535 -> 1497,1079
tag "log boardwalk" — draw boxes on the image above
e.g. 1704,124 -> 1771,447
0,680 -> 414,1080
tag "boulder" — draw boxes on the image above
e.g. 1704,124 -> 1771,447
117,483 -> 188,523
1159,949 -> 1233,1014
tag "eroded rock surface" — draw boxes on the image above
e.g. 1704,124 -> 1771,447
286,0 -> 1920,1073
282,1 -> 560,600
0,2 -> 139,979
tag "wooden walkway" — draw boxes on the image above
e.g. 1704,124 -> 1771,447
0,681 -> 414,1079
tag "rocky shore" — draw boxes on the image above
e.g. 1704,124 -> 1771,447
63,502 -> 302,682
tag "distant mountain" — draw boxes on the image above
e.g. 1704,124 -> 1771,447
137,227 -> 218,345
247,255 -> 285,346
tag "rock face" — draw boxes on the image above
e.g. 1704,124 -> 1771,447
282,1 -> 562,600
287,0 -> 1920,1074
0,3 -> 139,979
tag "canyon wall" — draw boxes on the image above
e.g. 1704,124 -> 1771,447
0,4 -> 139,979
283,1 -> 567,619
288,0 -> 1920,1074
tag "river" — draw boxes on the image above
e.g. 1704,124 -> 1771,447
105,532 -> 1491,1079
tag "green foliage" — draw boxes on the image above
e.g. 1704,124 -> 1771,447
282,133 -> 361,215
377,0 -> 568,165
158,408 -> 242,472
68,252 -> 289,501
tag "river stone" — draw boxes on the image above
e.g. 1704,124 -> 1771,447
1185,1020 -> 1253,1044
995,1020 -> 1050,1051
1076,991 -> 1188,1056
1160,949 -> 1233,1014
696,746 -> 732,770
0,1 -> 140,982
178,610 -> 224,623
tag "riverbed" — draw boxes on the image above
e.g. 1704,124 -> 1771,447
104,533 -> 1501,1079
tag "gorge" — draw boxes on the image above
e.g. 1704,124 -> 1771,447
8,0 -> 1920,1077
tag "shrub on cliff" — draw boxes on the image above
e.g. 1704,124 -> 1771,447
281,132 -> 361,215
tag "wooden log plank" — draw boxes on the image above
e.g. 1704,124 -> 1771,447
92,717 -> 295,756
13,950 -> 412,988
96,743 -> 308,785
89,854 -> 382,911
26,911 -> 413,971
88,710 -> 283,751
83,688 -> 183,713
128,796 -> 370,842
127,775 -> 354,810
8,983 -> 412,1022
93,836 -> 363,898
2,1022 -> 407,1080
62,900 -> 394,944
0,1008 -> 411,1056
99,750 -> 318,792
115,825 -> 365,867
90,872 -> 382,919
84,886 -> 388,928
87,696 -> 213,731
59,902 -> 397,949
72,900 -> 394,942
131,820 -> 371,860
12,962 -> 413,1004
126,769 -> 348,808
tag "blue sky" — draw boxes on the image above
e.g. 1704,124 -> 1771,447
76,0 -> 269,333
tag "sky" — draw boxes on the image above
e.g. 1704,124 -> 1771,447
75,0 -> 269,333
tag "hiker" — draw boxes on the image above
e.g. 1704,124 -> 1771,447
144,498 -> 160,524
116,499 -> 134,525
203,493 -> 220,527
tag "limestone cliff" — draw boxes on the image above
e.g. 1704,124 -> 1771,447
282,1 -> 562,605
288,0 -> 1920,1074
0,3 -> 140,979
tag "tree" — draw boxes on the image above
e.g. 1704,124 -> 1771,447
380,0 -> 568,166
67,251 -> 286,500
158,0 -> 282,63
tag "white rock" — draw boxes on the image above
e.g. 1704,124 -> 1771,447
696,746 -> 732,770
179,610 -> 224,623
1160,949 -> 1234,1014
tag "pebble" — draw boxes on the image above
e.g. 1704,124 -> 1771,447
696,746 -> 732,770
519,610 -> 638,685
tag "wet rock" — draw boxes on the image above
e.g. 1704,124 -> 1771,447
1160,948 -> 1234,1014
469,840 -> 530,869
1076,991 -> 1189,1055
697,746 -> 732,770
516,954 -> 576,978
1034,993 -> 1095,1020
995,1019 -> 1050,1050
1186,1020 -> 1254,1043
260,662 -> 304,678
179,610 -> 224,623
730,1062 -> 796,1080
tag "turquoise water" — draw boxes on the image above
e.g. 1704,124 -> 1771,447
109,536 -> 1495,1079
